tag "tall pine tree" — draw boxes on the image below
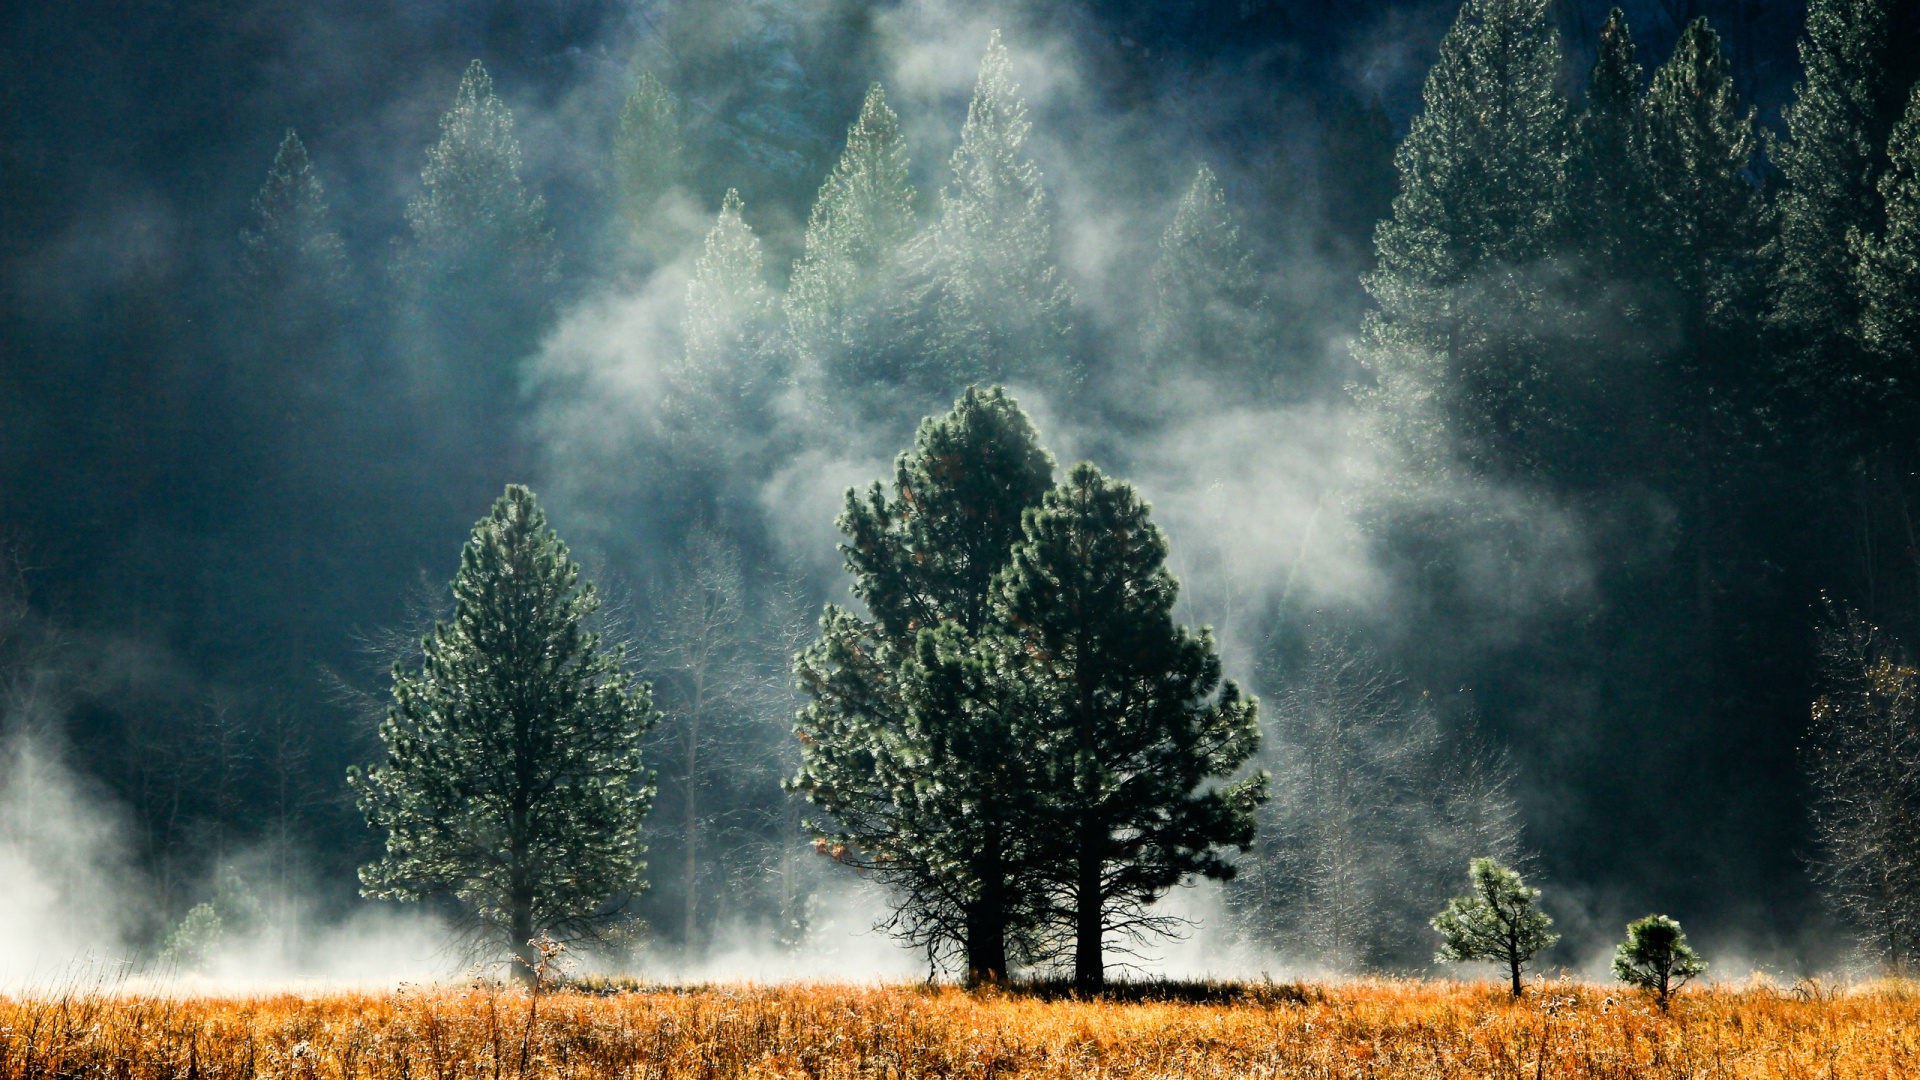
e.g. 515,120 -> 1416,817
667,189 -> 773,471
239,130 -> 348,304
919,32 -> 1074,393
1355,0 -> 1569,485
1851,86 -> 1920,428
786,83 -> 917,393
350,486 -> 656,979
614,71 -> 683,231
1770,0 -> 1920,434
1567,9 -> 1647,275
1141,165 -> 1273,394
791,387 -> 1057,981
999,462 -> 1266,991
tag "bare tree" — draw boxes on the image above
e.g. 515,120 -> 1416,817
1806,603 -> 1920,973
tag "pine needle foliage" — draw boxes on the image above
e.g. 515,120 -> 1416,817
999,462 -> 1266,991
1852,86 -> 1920,422
791,387 -> 1056,981
614,71 -> 682,227
350,486 -> 656,978
921,32 -> 1073,391
239,130 -> 348,299
1142,165 -> 1271,386
1612,913 -> 1706,1008
1567,9 -> 1646,273
1432,857 -> 1558,996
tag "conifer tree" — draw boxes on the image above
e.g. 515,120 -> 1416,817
1612,913 -> 1706,1008
920,32 -> 1073,392
787,83 -> 917,391
999,462 -> 1266,992
1852,86 -> 1920,424
1771,0 -> 1920,411
668,190 -> 773,460
1641,18 -> 1763,374
1354,0 -> 1569,483
1141,165 -> 1273,389
792,387 -> 1056,981
1567,9 -> 1646,273
1432,857 -> 1558,996
614,71 -> 682,229
350,486 -> 656,980
239,130 -> 348,302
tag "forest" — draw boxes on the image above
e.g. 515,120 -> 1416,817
2,0 -> 1920,987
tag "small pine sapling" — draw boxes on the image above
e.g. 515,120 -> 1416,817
1432,857 -> 1559,996
1612,914 -> 1706,1009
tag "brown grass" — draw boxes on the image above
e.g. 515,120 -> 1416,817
1,977 -> 1917,1078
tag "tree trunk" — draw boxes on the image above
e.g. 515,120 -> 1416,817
964,858 -> 1008,985
1074,829 -> 1104,993
510,893 -> 538,988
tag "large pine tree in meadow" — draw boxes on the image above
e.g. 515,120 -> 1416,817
1000,463 -> 1266,992
791,387 -> 1057,982
919,32 -> 1073,393
786,82 -> 918,394
1354,0 -> 1569,486
350,486 -> 656,981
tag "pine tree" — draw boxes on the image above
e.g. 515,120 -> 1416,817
999,462 -> 1266,991
1431,857 -> 1559,996
239,130 -> 348,302
1612,913 -> 1706,1008
1567,9 -> 1646,274
1354,0 -> 1569,484
350,486 -> 656,979
1141,165 -> 1273,390
791,387 -> 1056,981
920,32 -> 1074,392
668,189 -> 773,458
614,71 -> 683,229
787,83 -> 917,392
1641,17 -> 1763,374
1852,86 -> 1920,424
1771,0 -> 1920,416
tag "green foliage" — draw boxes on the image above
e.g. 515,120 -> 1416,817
1142,165 -> 1272,387
239,130 -> 347,299
1432,857 -> 1558,996
1567,9 -> 1646,272
157,903 -> 225,972
679,189 -> 772,402
787,82 -> 917,391
791,387 -> 1056,980
350,486 -> 656,972
1612,913 -> 1706,1006
1851,86 -> 1920,423
920,32 -> 1074,391
999,462 -> 1266,991
614,71 -> 682,227
1770,0 -> 1915,392
398,60 -> 555,285
1641,18 -> 1764,368
1355,0 -> 1569,485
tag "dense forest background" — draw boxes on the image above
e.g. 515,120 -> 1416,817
0,0 -> 1898,978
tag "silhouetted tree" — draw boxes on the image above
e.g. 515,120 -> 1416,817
1001,462 -> 1266,992
350,486 -> 656,981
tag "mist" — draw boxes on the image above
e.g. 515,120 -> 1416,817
0,0 -> 1882,986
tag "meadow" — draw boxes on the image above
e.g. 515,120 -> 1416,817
1,978 -> 1916,1079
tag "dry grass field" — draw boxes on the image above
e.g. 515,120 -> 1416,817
1,977 -> 1916,1079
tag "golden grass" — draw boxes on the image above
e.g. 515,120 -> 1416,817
2,977 -> 1917,1079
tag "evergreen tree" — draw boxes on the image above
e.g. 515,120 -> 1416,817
999,462 -> 1266,991
1354,0 -> 1569,484
350,486 -> 656,979
1612,913 -> 1706,1008
1770,0 -> 1920,442
1141,165 -> 1273,391
394,60 -> 557,425
239,130 -> 348,302
792,387 -> 1056,981
614,71 -> 683,230
919,32 -> 1074,393
1852,86 -> 1920,424
667,189 -> 773,464
786,83 -> 917,392
1641,18 -> 1763,375
1431,857 -> 1559,996
1567,9 -> 1647,274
